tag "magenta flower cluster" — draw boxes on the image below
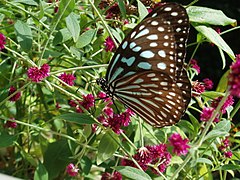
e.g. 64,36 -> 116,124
228,55 -> 240,97
27,64 -> 50,82
104,37 -> 115,52
120,133 -> 190,174
5,118 -> 17,129
168,133 -> 190,156
59,72 -> 76,86
96,91 -> 134,134
66,163 -> 79,177
8,86 -> 21,102
190,59 -> 200,74
0,33 -> 6,50
69,94 -> 95,113
218,137 -> 232,158
121,144 -> 172,174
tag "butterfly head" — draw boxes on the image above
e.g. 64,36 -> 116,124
97,78 -> 108,92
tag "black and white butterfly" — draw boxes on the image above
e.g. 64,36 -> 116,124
97,2 -> 191,127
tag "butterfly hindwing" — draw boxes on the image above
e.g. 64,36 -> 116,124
111,71 -> 186,127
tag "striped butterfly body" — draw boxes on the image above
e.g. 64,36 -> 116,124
97,2 -> 191,127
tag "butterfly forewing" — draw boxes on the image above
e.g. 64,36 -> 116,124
147,3 -> 190,77
99,2 -> 191,127
106,3 -> 189,84
112,71 -> 186,127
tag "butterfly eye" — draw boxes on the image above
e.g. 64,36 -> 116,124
97,2 -> 191,127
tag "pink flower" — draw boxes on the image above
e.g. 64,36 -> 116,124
27,64 -> 50,82
224,151 -> 232,158
5,118 -> 17,128
168,133 -> 190,156
190,59 -> 200,74
192,81 -> 205,95
103,107 -> 114,117
203,78 -> 214,90
121,143 -> 171,173
81,94 -> 95,110
8,86 -> 21,102
59,72 -> 76,86
228,55 -> 240,97
134,147 -> 152,166
200,107 -> 214,122
0,33 -> 6,50
101,171 -> 122,180
219,137 -> 230,151
69,94 -> 95,113
211,95 -> 234,114
147,144 -> 172,173
98,91 -> 107,99
104,37 -> 115,52
56,102 -> 61,109
66,163 -> 79,177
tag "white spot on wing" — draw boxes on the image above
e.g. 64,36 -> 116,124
164,7 -> 172,11
147,34 -> 158,40
122,41 -> 128,49
134,29 -> 149,39
158,50 -> 166,58
158,27 -> 164,32
140,50 -> 155,58
171,12 -> 178,16
150,42 -> 158,47
157,62 -> 166,70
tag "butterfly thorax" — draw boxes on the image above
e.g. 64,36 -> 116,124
97,78 -> 115,98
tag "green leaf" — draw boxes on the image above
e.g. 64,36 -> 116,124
14,20 -> 33,52
196,158 -> 213,166
187,6 -> 236,26
43,140 -> 72,179
194,25 -> 235,59
0,132 -> 18,147
218,164 -> 240,170
57,113 -> 96,124
216,70 -> 229,92
117,0 -> 126,18
53,28 -> 72,45
187,112 -> 200,136
97,130 -> 120,165
53,0 -> 75,23
113,166 -> 152,180
66,12 -> 80,42
34,163 -> 48,180
137,0 -> 148,21
76,29 -> 96,48
201,91 -> 224,99
14,0 -> 38,6
204,120 -> 231,141
177,120 -> 194,135
80,156 -> 92,175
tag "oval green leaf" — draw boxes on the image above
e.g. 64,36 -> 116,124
14,20 -> 33,52
187,6 -> 236,26
57,113 -> 96,124
0,132 -> 18,147
194,25 -> 235,60
113,166 -> 151,180
76,29 -> 96,48
97,130 -> 120,165
66,12 -> 80,42
34,163 -> 48,180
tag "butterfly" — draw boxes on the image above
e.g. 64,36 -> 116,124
97,2 -> 191,127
